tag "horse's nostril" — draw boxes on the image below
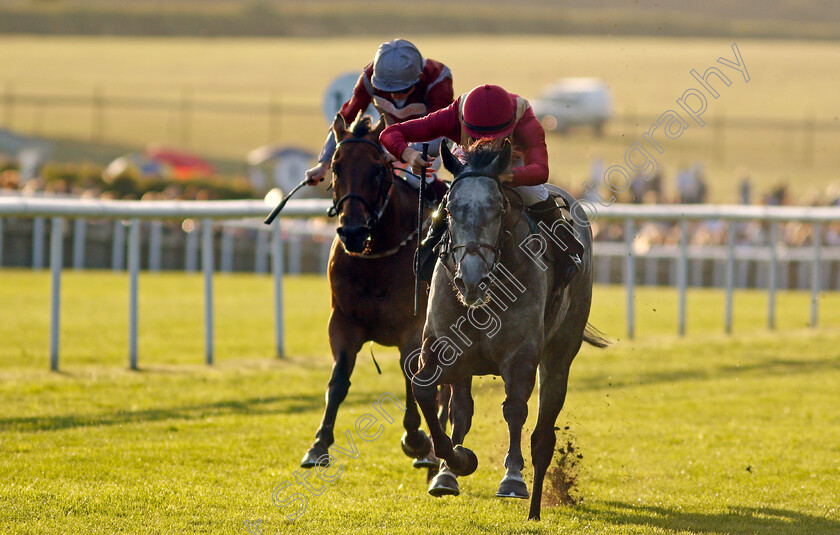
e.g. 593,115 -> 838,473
337,225 -> 370,253
337,226 -> 368,240
453,276 -> 466,293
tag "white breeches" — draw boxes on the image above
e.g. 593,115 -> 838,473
515,184 -> 550,205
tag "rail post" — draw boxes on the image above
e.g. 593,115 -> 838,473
624,218 -> 635,340
811,221 -> 822,327
202,218 -> 214,365
271,220 -> 285,358
49,217 -> 64,371
768,222 -> 779,330
724,221 -> 736,334
128,218 -> 140,369
678,220 -> 688,336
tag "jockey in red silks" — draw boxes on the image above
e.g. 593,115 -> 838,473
379,83 -> 584,279
305,38 -> 452,201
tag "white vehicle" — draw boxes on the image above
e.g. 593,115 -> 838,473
530,78 -> 613,136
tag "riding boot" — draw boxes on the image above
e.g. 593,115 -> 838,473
527,197 -> 584,282
417,206 -> 448,283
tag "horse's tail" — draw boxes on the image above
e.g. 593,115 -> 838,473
583,323 -> 609,348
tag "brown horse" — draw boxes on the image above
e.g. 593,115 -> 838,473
300,113 -> 441,473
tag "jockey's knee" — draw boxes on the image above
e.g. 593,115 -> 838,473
515,184 -> 550,207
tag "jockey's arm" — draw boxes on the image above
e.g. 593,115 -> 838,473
380,102 -> 461,172
338,70 -> 375,124
509,109 -> 550,186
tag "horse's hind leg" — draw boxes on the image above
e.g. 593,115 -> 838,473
497,349 -> 539,500
428,378 -> 472,496
527,363 -> 572,520
300,310 -> 363,468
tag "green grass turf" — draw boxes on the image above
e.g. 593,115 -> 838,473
1,271 -> 838,534
1,36 -> 839,201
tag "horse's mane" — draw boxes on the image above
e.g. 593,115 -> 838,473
348,113 -> 373,138
463,139 -> 503,174
461,139 -> 525,209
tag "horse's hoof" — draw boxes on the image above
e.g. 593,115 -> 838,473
496,473 -> 529,499
447,445 -> 478,477
428,467 -> 459,497
412,450 -> 440,469
401,429 -> 432,459
300,443 -> 329,469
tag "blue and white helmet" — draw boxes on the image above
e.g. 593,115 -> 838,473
371,39 -> 423,93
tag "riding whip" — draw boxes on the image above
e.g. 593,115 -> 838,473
414,143 -> 429,316
263,178 -> 310,225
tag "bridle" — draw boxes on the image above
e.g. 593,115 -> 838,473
327,136 -> 394,232
440,171 -> 511,279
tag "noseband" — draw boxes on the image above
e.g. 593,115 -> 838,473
328,137 -> 394,230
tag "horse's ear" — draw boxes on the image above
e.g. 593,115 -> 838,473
440,139 -> 463,177
492,139 -> 512,178
332,113 -> 347,142
370,114 -> 386,138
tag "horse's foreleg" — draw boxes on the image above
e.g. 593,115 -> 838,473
426,383 -> 453,479
497,348 -> 539,500
300,311 -> 362,468
415,383 -> 454,478
450,378 -> 473,446
412,336 -> 448,456
402,344 -> 453,475
412,336 -> 477,478
437,383 -> 452,434
427,378 -> 471,496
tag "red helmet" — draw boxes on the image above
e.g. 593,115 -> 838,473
461,84 -> 517,140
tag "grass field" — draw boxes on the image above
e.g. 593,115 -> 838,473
1,36 -> 839,201
1,271 -> 839,534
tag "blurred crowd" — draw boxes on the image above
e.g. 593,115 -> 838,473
4,159 -> 840,249
0,166 -> 233,202
569,159 -> 840,249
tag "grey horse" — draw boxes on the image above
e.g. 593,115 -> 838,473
408,139 -> 607,520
